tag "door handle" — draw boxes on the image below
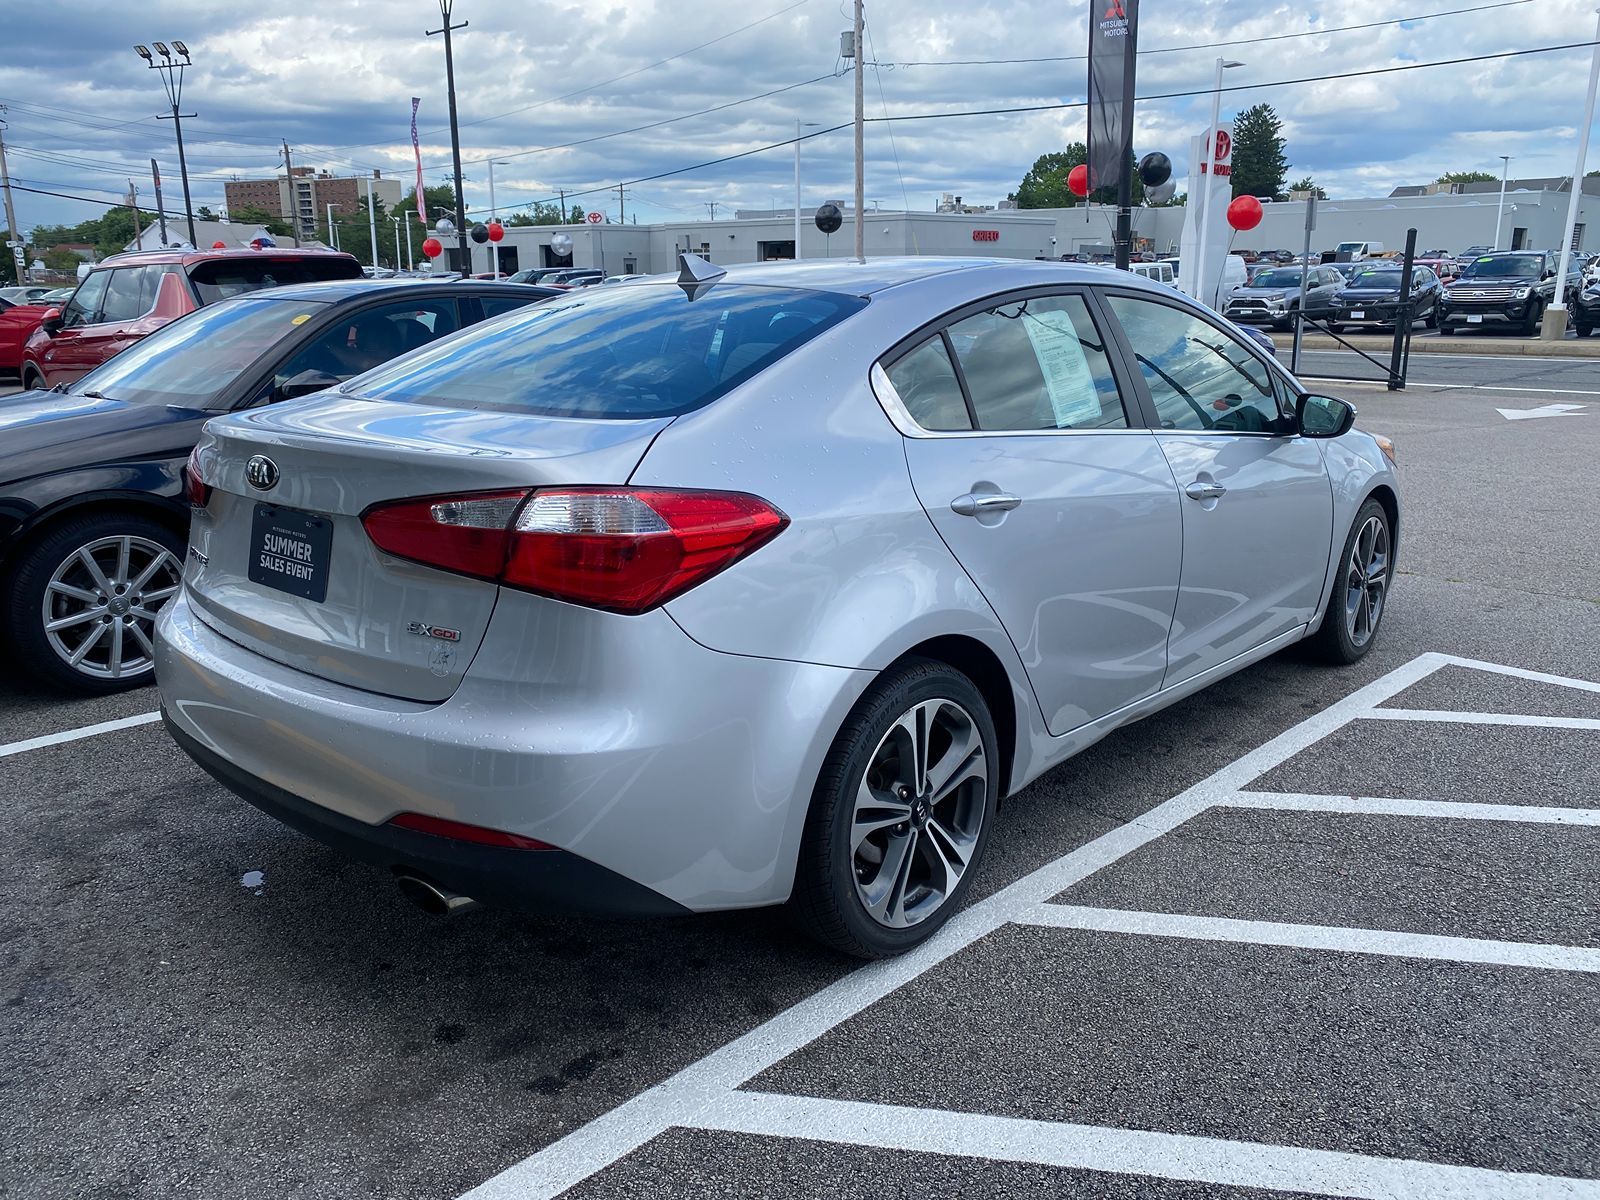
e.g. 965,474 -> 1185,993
951,492 -> 1022,517
1184,480 -> 1227,501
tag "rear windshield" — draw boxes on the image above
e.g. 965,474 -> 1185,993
187,256 -> 362,304
347,282 -> 867,418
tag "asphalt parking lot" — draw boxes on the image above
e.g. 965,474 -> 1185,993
3,363 -> 1598,1199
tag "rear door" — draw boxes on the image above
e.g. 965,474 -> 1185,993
36,270 -> 111,385
883,289 -> 1183,735
1103,291 -> 1333,687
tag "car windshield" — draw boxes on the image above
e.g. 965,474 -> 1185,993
1459,254 -> 1543,278
348,282 -> 867,419
187,256 -> 361,304
1349,270 -> 1403,288
1251,269 -> 1307,288
65,296 -> 329,407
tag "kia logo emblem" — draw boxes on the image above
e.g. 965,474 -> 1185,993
245,455 -> 279,491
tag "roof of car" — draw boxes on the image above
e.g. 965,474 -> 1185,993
218,278 -> 561,304
649,256 -> 1164,297
93,246 -> 360,269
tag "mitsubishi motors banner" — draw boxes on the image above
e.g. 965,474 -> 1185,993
1087,0 -> 1138,193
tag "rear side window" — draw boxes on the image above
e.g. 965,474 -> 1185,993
348,283 -> 867,418
886,337 -> 971,431
187,256 -> 362,305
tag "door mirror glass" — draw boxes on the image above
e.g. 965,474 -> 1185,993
1296,393 -> 1356,438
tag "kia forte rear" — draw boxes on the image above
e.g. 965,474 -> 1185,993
159,258 -> 1399,957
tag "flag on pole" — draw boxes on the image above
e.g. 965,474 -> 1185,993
411,98 -> 425,224
1087,0 -> 1138,193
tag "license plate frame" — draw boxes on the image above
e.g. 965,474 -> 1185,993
247,503 -> 333,603
1350,310 -> 1365,320
1467,314 -> 1484,324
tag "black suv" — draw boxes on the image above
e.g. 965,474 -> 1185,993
1437,250 -> 1579,335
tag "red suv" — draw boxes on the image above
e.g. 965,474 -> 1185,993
20,247 -> 363,391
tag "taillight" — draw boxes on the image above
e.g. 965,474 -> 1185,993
184,446 -> 211,507
362,486 -> 786,614
387,811 -> 554,850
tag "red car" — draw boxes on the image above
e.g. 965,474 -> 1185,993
20,246 -> 363,391
0,296 -> 51,376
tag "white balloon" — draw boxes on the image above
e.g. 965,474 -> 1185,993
550,233 -> 573,256
434,218 -> 455,236
1147,180 -> 1177,205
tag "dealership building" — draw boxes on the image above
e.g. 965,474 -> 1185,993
464,177 -> 1600,276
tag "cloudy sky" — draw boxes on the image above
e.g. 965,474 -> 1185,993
3,0 -> 1598,234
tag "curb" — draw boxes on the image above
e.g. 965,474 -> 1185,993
1266,332 -> 1600,358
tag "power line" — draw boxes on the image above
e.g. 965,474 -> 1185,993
876,0 -> 1533,66
488,38 -> 1600,208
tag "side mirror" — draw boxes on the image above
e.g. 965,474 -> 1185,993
39,307 -> 62,336
1296,393 -> 1357,439
276,369 -> 342,402
1543,269 -> 1556,280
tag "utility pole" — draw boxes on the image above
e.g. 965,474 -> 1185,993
150,159 -> 168,246
364,173 -> 379,268
618,184 -> 625,224
136,43 -> 198,247
0,119 -> 24,287
795,120 -> 803,259
280,140 -> 299,246
558,188 -> 566,221
706,202 -> 718,221
853,0 -> 865,262
128,181 -> 144,250
426,0 -> 470,271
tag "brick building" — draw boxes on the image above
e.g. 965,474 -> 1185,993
224,168 -> 403,242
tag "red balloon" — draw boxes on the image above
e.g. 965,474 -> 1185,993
211,241 -> 227,249
486,221 -> 504,243
1227,195 -> 1264,232
1067,163 -> 1092,198
422,236 -> 443,258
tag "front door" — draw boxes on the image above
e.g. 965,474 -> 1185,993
1105,293 -> 1334,686
880,291 -> 1183,735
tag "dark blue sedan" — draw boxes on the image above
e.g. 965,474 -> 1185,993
0,278 -> 554,693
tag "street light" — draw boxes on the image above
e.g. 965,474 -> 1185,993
487,158 -> 508,277
135,39 -> 197,247
1193,58 -> 1244,310
795,120 -> 820,260
1494,155 -> 1512,250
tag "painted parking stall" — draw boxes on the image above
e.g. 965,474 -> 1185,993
471,651 -> 1600,1200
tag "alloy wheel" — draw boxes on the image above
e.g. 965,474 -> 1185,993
42,535 -> 182,680
851,698 -> 987,929
1343,514 -> 1390,647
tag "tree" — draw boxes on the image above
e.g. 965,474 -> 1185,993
1436,170 -> 1497,185
1008,145 -> 1142,209
196,205 -> 218,221
1290,176 -> 1327,200
1231,104 -> 1288,200
43,246 -> 82,272
229,204 -> 294,240
507,200 -> 571,226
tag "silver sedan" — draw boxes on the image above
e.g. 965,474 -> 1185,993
158,257 -> 1400,958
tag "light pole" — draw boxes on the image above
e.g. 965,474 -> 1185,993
135,42 -> 197,247
390,215 -> 403,272
795,120 -> 819,260
1193,58 -> 1244,310
487,158 -> 508,277
1494,154 -> 1512,248
1546,8 -> 1600,339
852,0 -> 865,262
425,0 -> 470,271
363,174 -> 379,270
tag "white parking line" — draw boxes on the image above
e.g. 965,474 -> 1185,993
1021,904 -> 1600,974
0,710 -> 161,759
696,1092 -> 1600,1200
1227,791 -> 1600,827
1359,708 -> 1600,730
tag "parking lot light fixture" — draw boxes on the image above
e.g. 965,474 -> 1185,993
136,39 -> 198,248
425,0 -> 470,272
1494,155 -> 1512,250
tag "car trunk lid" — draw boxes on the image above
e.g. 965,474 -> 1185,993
185,394 -> 670,701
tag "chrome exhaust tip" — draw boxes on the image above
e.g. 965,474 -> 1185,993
395,873 -> 480,917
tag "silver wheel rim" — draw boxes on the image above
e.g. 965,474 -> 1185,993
852,698 -> 987,930
42,535 -> 181,680
1343,515 -> 1390,648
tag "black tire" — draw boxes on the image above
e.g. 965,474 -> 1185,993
5,510 -> 186,694
1274,309 -> 1295,333
1425,300 -> 1439,330
20,364 -> 46,391
1326,322 -> 1344,335
1523,299 -> 1544,336
1306,498 -> 1392,666
1575,321 -> 1593,338
790,657 -> 999,959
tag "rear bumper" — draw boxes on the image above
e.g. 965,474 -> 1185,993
166,716 -> 689,916
156,588 -> 869,912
